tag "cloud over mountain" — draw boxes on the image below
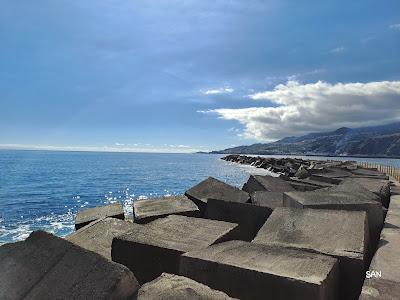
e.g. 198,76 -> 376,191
204,80 -> 400,141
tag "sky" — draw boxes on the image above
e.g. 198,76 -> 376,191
1,0 -> 400,153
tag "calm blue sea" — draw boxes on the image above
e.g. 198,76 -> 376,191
1,150 -> 399,245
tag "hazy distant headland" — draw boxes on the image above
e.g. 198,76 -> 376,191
211,122 -> 400,158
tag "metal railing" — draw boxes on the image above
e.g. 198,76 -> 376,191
357,161 -> 400,182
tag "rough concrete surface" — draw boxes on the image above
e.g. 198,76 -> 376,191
242,175 -> 296,193
112,215 -> 238,283
253,207 -> 369,300
67,217 -> 137,260
250,191 -> 284,209
359,228 -> 400,299
343,178 -> 391,207
75,202 -> 125,230
133,195 -> 200,224
204,198 -> 272,241
0,231 -> 139,300
185,177 -> 250,212
137,273 -> 236,300
180,240 -> 339,300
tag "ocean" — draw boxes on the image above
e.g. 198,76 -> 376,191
1,150 -> 399,245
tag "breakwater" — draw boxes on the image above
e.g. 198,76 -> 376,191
0,155 -> 399,299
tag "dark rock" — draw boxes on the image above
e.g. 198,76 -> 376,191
253,207 -> 370,300
137,273 -> 236,300
67,217 -> 136,260
180,240 -> 339,300
0,231 -> 139,299
75,203 -> 124,230
250,191 -> 284,209
133,195 -> 200,224
204,198 -> 272,241
185,177 -> 250,213
242,175 -> 295,193
111,215 -> 238,284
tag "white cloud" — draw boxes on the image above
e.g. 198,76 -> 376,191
202,80 -> 400,142
389,24 -> 400,31
115,142 -> 125,146
202,87 -> 234,95
329,46 -> 346,54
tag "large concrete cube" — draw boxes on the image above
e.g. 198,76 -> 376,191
253,208 -> 370,300
180,240 -> 339,300
133,195 -> 200,224
250,191 -> 284,209
242,175 -> 295,193
75,202 -> 125,230
283,183 -> 383,246
137,273 -> 236,300
185,177 -> 250,213
359,228 -> 400,299
67,217 -> 136,260
112,215 -> 238,283
0,231 -> 139,299
204,198 -> 272,241
343,178 -> 391,208
384,195 -> 400,229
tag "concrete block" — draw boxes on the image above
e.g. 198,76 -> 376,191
112,215 -> 238,283
309,175 -> 343,185
0,231 -> 139,300
343,178 -> 391,208
242,175 -> 295,193
185,177 -> 250,213
253,207 -> 370,300
133,195 -> 200,224
204,198 -> 272,241
67,217 -> 136,260
75,202 -> 124,230
359,228 -> 400,299
384,195 -> 400,229
137,273 -> 236,300
283,182 -> 383,247
180,240 -> 339,300
250,191 -> 284,209
390,185 -> 400,195
288,177 -> 336,188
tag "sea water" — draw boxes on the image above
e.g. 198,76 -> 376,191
1,150 -> 399,245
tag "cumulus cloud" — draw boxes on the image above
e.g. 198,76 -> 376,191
203,80 -> 400,142
202,87 -> 234,95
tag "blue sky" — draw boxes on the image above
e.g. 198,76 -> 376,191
1,0 -> 400,152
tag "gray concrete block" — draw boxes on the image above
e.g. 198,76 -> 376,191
204,198 -> 272,241
242,175 -> 295,193
137,273 -> 236,300
0,231 -> 139,300
283,182 -> 383,247
343,178 -> 391,208
288,177 -> 336,188
75,202 -> 125,230
180,240 -> 339,300
112,215 -> 238,284
185,177 -> 250,213
133,195 -> 200,224
384,195 -> 400,229
67,217 -> 137,260
359,228 -> 400,299
250,191 -> 284,209
253,207 -> 370,300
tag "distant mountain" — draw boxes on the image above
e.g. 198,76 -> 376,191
212,122 -> 400,157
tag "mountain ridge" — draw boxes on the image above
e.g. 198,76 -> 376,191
211,122 -> 400,157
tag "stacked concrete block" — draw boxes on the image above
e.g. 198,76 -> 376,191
185,177 -> 250,213
112,215 -> 238,283
133,195 -> 200,224
0,231 -> 139,299
180,240 -> 339,300
75,202 -> 125,230
242,175 -> 296,193
253,208 -> 370,300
